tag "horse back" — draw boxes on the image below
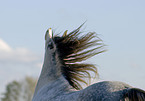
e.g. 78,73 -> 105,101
78,81 -> 131,101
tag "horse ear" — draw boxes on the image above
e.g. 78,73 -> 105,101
45,28 -> 53,40
63,30 -> 68,37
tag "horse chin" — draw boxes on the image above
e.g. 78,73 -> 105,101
45,28 -> 52,41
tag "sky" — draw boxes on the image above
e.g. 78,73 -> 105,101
0,0 -> 145,97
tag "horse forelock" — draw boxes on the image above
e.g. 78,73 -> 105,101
52,25 -> 106,90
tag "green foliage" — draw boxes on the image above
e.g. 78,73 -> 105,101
1,76 -> 37,101
1,81 -> 20,101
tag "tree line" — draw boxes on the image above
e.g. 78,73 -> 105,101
1,77 -> 37,101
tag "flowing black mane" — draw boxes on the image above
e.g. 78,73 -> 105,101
53,25 -> 106,90
33,24 -> 145,101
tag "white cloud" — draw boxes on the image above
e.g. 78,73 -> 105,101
0,39 -> 12,52
0,38 -> 41,64
0,38 -> 42,96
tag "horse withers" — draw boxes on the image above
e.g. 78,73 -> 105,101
32,25 -> 145,101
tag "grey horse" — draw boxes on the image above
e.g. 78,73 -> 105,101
32,25 -> 145,101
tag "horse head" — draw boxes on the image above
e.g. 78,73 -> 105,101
33,24 -> 145,101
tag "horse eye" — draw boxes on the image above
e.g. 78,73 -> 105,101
47,42 -> 54,49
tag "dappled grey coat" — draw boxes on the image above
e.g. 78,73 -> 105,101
32,25 -> 145,101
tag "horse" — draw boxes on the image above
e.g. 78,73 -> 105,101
32,24 -> 145,101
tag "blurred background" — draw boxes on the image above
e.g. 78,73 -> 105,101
0,0 -> 145,100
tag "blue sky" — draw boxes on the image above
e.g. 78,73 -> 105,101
0,0 -> 145,96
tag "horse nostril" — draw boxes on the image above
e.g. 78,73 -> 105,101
48,42 -> 54,49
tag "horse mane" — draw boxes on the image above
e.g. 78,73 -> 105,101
53,25 -> 106,90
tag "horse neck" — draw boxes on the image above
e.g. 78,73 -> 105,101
34,50 -> 68,96
40,51 -> 61,79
